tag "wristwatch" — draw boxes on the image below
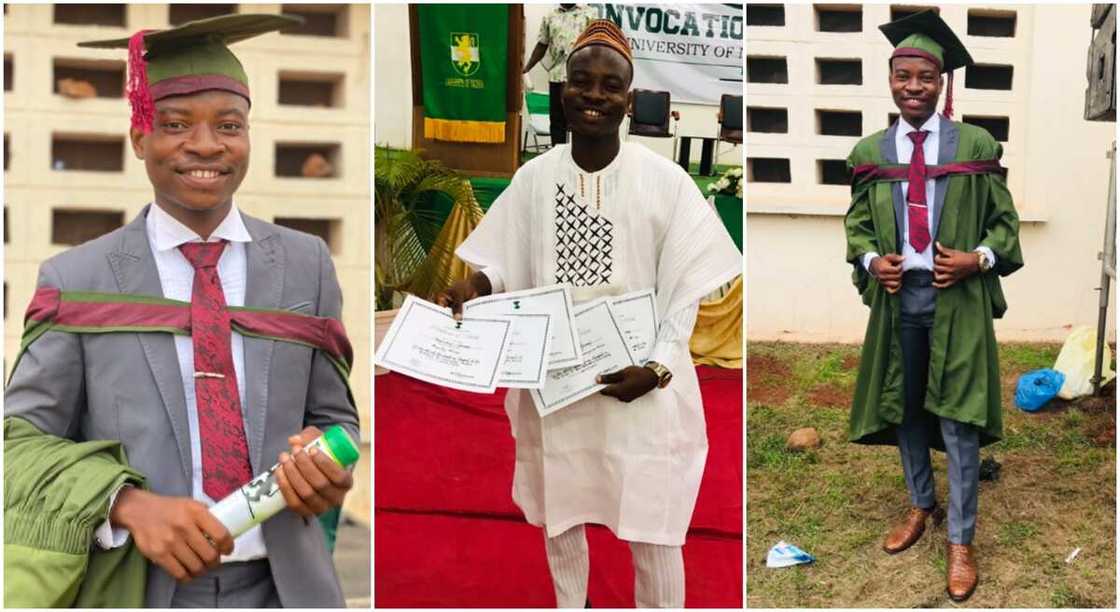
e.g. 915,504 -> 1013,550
976,249 -> 993,273
643,361 -> 673,388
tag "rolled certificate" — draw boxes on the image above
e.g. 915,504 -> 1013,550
209,425 -> 360,539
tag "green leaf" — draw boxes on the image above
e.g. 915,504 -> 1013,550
374,145 -> 476,310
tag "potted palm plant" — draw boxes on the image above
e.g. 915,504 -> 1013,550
374,146 -> 482,363
374,146 -> 481,308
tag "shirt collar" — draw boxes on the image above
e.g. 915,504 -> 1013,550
147,202 -> 252,253
898,113 -> 941,136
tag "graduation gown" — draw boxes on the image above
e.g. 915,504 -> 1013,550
4,417 -> 148,608
844,117 -> 1023,449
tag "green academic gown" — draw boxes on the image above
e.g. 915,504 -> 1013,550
4,417 -> 148,607
844,118 -> 1023,449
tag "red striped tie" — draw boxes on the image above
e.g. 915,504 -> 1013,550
180,241 -> 253,500
906,130 -> 931,252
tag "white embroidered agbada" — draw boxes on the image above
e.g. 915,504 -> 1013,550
456,142 -> 740,546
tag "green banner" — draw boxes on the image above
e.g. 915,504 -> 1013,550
417,4 -> 508,143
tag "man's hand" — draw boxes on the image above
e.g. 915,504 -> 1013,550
870,253 -> 904,294
598,366 -> 659,403
433,279 -> 479,320
110,488 -> 233,583
274,426 -> 354,518
933,241 -> 981,289
433,271 -> 493,320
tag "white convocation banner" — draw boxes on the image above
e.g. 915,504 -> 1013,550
589,3 -> 743,105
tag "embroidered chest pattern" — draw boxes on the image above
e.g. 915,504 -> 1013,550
554,183 -> 613,286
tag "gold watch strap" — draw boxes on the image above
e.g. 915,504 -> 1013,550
644,361 -> 672,388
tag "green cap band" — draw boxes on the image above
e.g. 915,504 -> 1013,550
323,425 -> 360,468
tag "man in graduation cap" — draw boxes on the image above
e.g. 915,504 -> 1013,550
437,20 -> 740,608
844,10 -> 1022,602
4,14 -> 359,607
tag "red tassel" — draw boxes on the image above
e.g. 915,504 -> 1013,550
942,71 -> 954,119
127,30 -> 155,134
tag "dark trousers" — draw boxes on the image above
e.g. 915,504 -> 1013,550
549,80 -> 568,144
897,270 -> 981,545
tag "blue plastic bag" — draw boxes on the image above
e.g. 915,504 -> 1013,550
766,541 -> 815,568
1015,368 -> 1066,412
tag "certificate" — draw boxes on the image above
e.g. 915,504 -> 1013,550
530,299 -> 637,417
463,284 -> 582,369
609,288 -> 659,363
490,312 -> 552,388
374,295 -> 513,393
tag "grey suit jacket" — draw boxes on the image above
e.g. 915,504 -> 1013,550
4,206 -> 359,608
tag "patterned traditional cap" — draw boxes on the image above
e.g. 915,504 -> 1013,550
880,10 -> 973,118
569,19 -> 633,66
78,13 -> 302,134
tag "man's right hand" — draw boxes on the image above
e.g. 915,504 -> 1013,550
870,253 -> 904,294
433,271 -> 493,319
110,488 -> 233,583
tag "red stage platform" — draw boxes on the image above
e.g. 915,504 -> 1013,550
374,366 -> 743,608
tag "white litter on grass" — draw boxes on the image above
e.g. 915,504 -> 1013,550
766,540 -> 815,568
1065,547 -> 1082,564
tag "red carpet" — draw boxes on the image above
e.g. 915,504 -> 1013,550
374,366 -> 742,607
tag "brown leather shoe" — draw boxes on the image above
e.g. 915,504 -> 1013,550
882,505 -> 945,554
946,543 -> 978,602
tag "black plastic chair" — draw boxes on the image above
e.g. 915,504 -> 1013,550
627,89 -> 680,156
718,94 -> 743,144
716,94 -> 743,166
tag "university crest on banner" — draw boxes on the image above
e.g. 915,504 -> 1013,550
418,4 -> 508,144
450,32 -> 480,77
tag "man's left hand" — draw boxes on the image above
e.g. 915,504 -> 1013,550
275,426 -> 354,518
598,366 -> 659,403
933,241 -> 981,289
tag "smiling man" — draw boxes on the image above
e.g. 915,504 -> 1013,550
4,14 -> 359,607
843,10 -> 1022,602
436,20 -> 740,608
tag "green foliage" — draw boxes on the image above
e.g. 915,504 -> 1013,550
1001,343 -> 1061,371
1050,585 -> 1085,608
749,433 -> 819,471
996,521 -> 1040,546
813,352 -> 854,385
373,146 -> 478,310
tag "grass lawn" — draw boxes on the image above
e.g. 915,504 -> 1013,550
747,342 -> 1116,608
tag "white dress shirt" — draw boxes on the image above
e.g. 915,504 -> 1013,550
861,115 -> 995,274
481,267 -> 700,366
96,203 -> 267,562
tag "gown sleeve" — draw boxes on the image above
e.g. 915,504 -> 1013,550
973,138 -> 1023,277
845,153 -> 880,298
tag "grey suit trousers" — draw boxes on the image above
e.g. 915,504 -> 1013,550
898,270 -> 981,545
169,560 -> 281,608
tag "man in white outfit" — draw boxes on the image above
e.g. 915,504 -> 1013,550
437,20 -> 740,608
